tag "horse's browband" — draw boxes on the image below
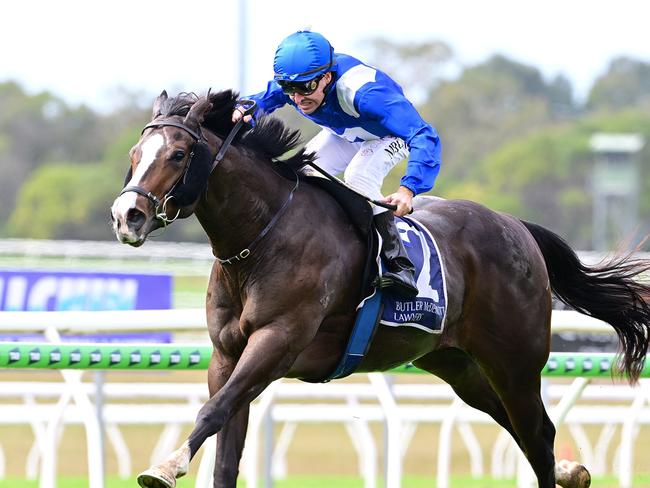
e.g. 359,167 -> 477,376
142,120 -> 202,141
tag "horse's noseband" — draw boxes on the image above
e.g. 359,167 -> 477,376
120,120 -> 203,226
119,100 -> 296,264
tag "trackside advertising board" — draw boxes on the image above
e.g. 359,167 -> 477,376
0,270 -> 171,311
0,270 -> 173,343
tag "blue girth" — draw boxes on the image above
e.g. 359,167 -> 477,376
322,289 -> 384,382
319,215 -> 448,382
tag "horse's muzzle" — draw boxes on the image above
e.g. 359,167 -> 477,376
110,197 -> 152,246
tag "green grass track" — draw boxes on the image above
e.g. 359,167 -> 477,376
2,475 -> 650,488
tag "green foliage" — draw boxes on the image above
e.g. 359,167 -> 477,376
471,126 -> 591,244
461,110 -> 650,248
421,55 -> 577,186
103,127 -> 144,168
363,38 -> 453,101
587,57 -> 650,111
2,45 -> 650,249
0,81 -> 148,232
8,162 -> 117,240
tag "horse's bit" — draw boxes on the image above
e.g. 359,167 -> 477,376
119,100 -> 257,226
120,120 -> 204,226
119,99 -> 300,265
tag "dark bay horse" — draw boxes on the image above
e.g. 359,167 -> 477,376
110,90 -> 650,488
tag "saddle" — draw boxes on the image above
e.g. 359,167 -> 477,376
304,174 -> 378,297
270,160 -> 379,298
271,163 -> 447,380
296,172 -> 448,382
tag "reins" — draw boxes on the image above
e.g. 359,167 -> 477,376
120,121 -> 205,226
208,100 -> 302,266
215,169 -> 299,265
121,99 -> 300,265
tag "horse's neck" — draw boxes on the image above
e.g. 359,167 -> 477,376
195,149 -> 291,260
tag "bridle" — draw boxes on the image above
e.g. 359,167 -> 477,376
120,99 -> 260,226
119,99 -> 300,265
120,120 -> 204,226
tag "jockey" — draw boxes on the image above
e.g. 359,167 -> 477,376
233,30 -> 442,298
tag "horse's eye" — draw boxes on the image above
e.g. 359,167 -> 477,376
171,150 -> 185,162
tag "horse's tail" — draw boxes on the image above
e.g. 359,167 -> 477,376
521,220 -> 650,383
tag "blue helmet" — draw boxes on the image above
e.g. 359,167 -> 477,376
273,31 -> 335,82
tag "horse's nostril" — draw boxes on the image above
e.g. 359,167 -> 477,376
126,208 -> 146,232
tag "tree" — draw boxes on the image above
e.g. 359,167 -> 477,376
362,38 -> 453,104
0,81 -> 145,233
452,110 -> 650,249
587,57 -> 650,111
420,55 -> 577,189
4,49 -> 650,248
8,162 -> 118,240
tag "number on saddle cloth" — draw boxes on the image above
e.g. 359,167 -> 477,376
376,216 -> 448,334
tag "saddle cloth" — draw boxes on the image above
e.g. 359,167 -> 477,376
376,215 -> 448,333
320,215 -> 448,382
293,174 -> 448,382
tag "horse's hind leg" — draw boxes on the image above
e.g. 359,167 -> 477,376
413,348 -> 523,448
488,368 -> 589,488
493,377 -> 556,488
415,347 -> 589,488
471,349 -> 589,488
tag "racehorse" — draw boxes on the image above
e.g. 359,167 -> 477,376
110,90 -> 650,488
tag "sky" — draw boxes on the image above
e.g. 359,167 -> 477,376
2,0 -> 649,113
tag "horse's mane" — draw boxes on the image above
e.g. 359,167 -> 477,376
156,90 -> 313,170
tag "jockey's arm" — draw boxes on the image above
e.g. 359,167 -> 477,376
232,80 -> 288,123
384,186 -> 415,217
358,86 -> 442,201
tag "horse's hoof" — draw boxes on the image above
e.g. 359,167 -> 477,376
137,467 -> 176,488
576,465 -> 591,488
555,460 -> 591,488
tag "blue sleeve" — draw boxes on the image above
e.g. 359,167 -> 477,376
246,80 -> 290,116
358,86 -> 442,195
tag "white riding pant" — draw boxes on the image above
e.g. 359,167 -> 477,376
304,129 -> 409,215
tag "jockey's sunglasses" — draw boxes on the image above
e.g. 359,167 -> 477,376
278,74 -> 326,96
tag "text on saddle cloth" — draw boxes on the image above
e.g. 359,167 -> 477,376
377,216 -> 448,334
319,215 -> 448,382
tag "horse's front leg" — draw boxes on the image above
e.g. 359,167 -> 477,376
213,404 -> 249,487
137,321 -> 311,488
209,351 -> 250,487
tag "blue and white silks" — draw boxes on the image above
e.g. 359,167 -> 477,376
246,53 -> 442,196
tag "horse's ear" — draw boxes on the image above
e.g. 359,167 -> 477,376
184,97 -> 213,130
152,90 -> 168,119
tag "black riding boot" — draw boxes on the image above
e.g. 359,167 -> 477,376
373,212 -> 419,297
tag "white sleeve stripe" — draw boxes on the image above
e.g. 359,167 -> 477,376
336,64 -> 377,118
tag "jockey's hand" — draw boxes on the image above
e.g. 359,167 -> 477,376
383,186 -> 414,217
231,106 -> 254,124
